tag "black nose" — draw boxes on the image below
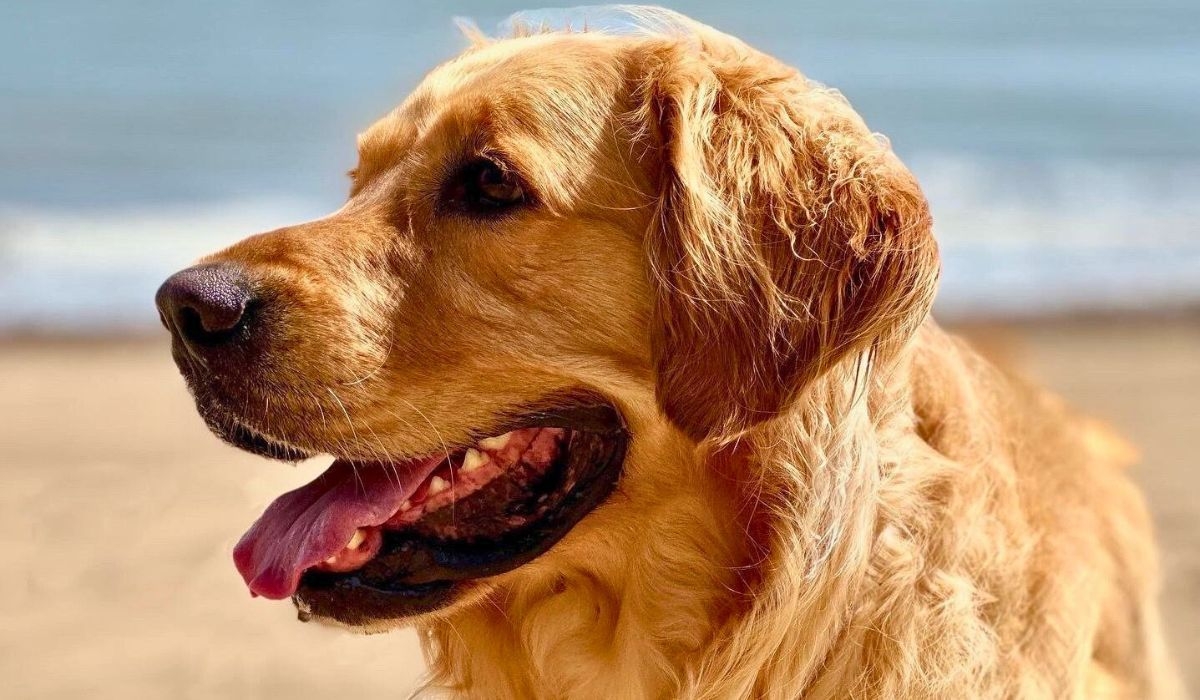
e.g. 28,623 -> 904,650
155,263 -> 253,348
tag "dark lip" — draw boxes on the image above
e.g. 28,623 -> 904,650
195,398 -> 313,462
220,420 -> 313,462
292,395 -> 629,627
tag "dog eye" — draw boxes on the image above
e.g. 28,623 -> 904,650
447,159 -> 526,213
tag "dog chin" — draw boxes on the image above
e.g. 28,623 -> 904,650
295,580 -> 497,633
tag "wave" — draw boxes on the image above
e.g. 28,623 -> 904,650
0,197 -> 330,332
1,156 -> 1197,332
914,155 -> 1200,316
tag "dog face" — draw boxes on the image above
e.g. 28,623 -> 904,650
164,35 -> 653,461
156,23 -> 936,628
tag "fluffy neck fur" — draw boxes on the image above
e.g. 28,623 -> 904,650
416,332 -> 1059,699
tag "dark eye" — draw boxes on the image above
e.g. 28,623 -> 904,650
447,158 -> 526,213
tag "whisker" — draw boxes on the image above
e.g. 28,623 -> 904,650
342,331 -> 397,387
396,397 -> 458,527
326,387 -> 368,496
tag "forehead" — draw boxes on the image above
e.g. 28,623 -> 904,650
356,33 -> 630,166
421,33 -> 624,106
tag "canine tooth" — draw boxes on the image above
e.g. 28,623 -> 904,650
461,448 -> 486,472
478,431 -> 514,452
346,529 -> 366,550
324,555 -> 338,565
398,499 -> 412,512
428,475 -> 450,495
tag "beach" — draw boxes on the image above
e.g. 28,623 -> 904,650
1,315 -> 1196,697
2,0 -> 1197,695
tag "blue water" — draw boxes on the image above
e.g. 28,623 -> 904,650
2,1 -> 1198,329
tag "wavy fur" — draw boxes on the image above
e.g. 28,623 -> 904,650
193,8 -> 1179,698
417,11 -> 1176,698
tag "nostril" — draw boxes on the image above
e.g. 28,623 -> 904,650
179,305 -> 233,344
155,263 -> 254,348
186,290 -> 245,335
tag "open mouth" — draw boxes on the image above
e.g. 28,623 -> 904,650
231,395 -> 628,626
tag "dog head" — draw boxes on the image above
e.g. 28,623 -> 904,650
156,11 -> 937,628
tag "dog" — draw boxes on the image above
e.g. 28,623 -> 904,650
155,8 -> 1177,698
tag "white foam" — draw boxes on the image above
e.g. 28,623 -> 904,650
1,156 -> 1197,332
915,155 -> 1200,317
0,197 -> 329,331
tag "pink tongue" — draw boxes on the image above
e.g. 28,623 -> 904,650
233,456 -> 441,600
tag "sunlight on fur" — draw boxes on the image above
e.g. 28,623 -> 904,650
417,9 -> 1177,698
175,6 -> 1180,698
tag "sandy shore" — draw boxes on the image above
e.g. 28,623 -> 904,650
2,316 -> 1196,697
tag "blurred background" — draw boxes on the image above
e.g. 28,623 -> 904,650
1,1 -> 1196,697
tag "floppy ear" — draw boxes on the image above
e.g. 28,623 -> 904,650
639,38 -> 940,441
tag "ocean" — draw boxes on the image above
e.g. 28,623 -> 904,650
2,1 -> 1198,331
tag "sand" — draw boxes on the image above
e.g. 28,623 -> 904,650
2,316 -> 1196,697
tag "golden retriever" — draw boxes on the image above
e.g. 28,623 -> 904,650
155,8 -> 1178,698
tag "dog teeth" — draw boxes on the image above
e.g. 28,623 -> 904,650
398,499 -> 412,512
478,431 -> 514,452
428,475 -> 450,496
461,448 -> 486,472
324,555 -> 338,565
346,528 -> 367,550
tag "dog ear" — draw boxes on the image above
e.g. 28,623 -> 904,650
638,38 -> 940,441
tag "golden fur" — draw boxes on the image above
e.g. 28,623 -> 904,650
196,9 -> 1178,698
